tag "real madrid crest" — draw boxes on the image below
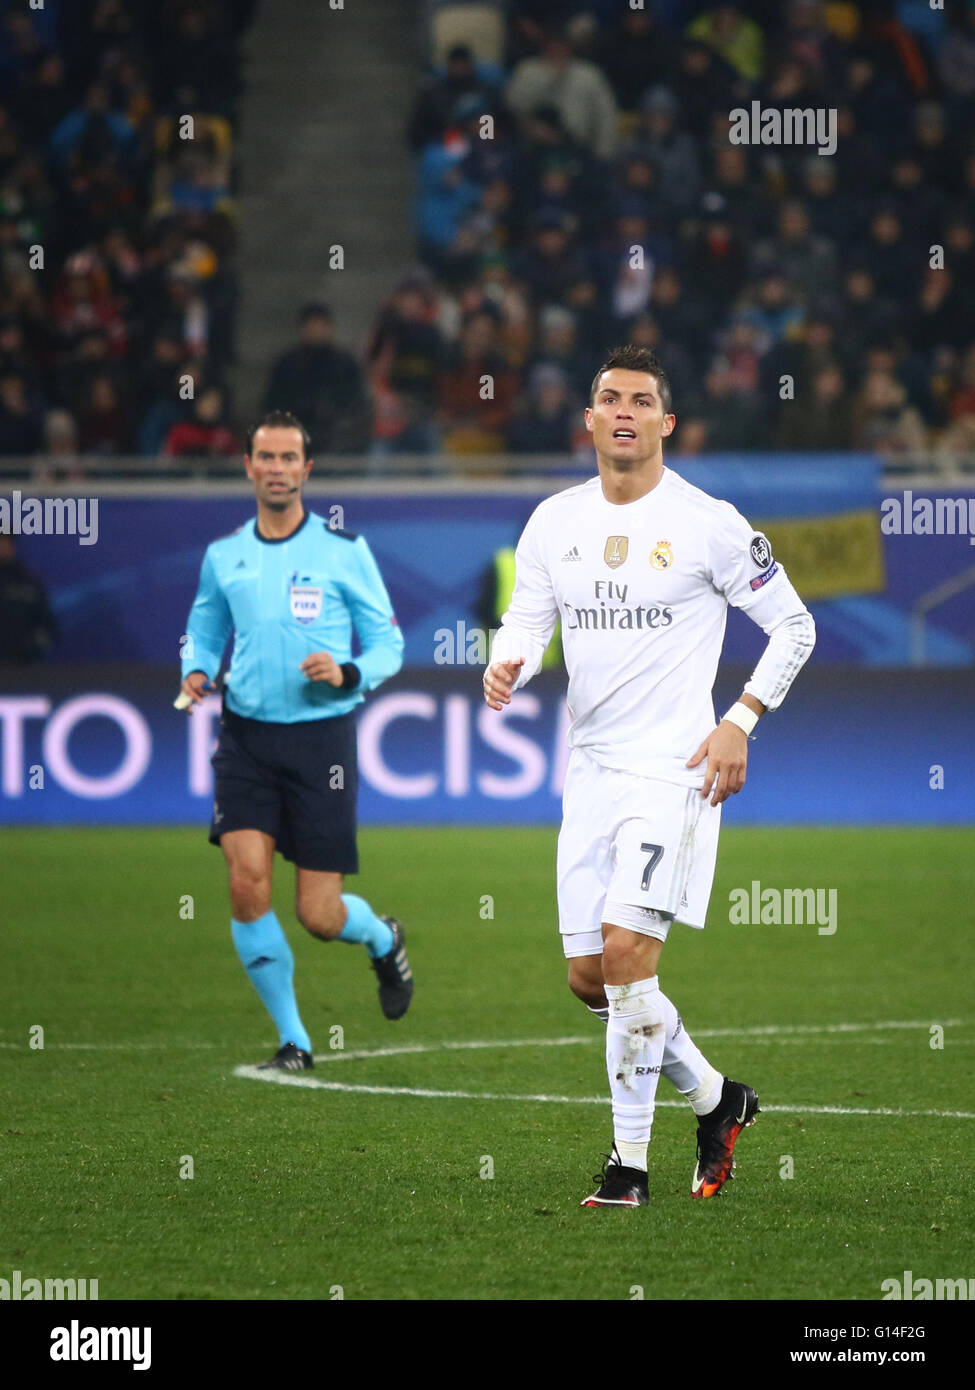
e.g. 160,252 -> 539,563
604,535 -> 628,569
650,539 -> 673,570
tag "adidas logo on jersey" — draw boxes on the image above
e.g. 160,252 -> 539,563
561,546 -> 581,562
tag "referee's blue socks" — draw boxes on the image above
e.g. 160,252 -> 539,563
339,894 -> 394,959
231,911 -> 312,1053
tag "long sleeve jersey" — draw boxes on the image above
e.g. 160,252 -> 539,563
489,469 -> 815,787
182,510 -> 403,722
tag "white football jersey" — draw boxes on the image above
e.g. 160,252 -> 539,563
490,467 -> 815,787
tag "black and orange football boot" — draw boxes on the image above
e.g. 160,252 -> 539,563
690,1078 -> 760,1198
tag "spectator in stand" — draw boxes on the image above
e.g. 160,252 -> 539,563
938,6 -> 975,118
699,145 -> 767,242
407,44 -> 500,152
852,368 -> 927,456
367,271 -> 446,455
0,316 -> 35,386
863,205 -> 921,301
510,209 -> 590,307
761,313 -> 838,424
697,355 -> 767,450
909,102 -> 960,194
506,362 -> 574,454
672,39 -> 738,141
416,139 -> 481,271
526,304 -> 592,403
632,86 -> 701,212
10,50 -> 72,138
670,416 -> 709,456
648,265 -> 713,369
680,206 -> 749,312
50,251 -> 127,359
48,80 -> 137,168
944,213 -> 975,309
506,23 -> 619,162
774,363 -> 854,450
751,199 -> 838,306
773,0 -> 846,86
41,408 -> 81,478
263,303 -> 370,455
835,267 -> 900,369
799,158 -> 852,245
164,384 -> 237,457
687,5 -> 765,83
0,370 -> 43,454
438,307 -> 518,452
597,6 -> 679,113
77,371 -> 130,454
511,105 -> 601,242
0,535 -> 57,663
910,266 -> 970,355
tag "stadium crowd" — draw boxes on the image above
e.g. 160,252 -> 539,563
1,1 -> 974,464
391,0 -> 975,459
0,0 -> 254,465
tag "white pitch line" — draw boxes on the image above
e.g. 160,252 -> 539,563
1,1019 -> 965,1055
315,1035 -> 592,1063
309,1019 -> 966,1065
231,1068 -> 975,1119
232,1022 -> 973,1119
694,1019 -> 965,1039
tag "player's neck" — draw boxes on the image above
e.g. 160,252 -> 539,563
597,455 -> 665,505
256,501 -> 306,540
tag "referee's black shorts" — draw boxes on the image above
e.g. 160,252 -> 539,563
210,706 -> 358,873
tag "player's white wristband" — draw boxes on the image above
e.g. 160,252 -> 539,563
721,701 -> 759,736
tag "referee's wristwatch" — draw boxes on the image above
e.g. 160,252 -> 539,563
339,662 -> 361,690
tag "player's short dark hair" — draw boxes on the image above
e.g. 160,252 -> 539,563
590,345 -> 673,415
245,410 -> 311,457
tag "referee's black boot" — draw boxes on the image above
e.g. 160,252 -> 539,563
372,917 -> 414,1020
257,1042 -> 314,1071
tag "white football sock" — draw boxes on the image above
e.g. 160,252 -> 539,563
656,988 -> 723,1115
604,976 -> 667,1173
583,991 -> 721,1114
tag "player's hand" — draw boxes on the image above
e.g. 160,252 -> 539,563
178,670 -> 214,713
686,721 -> 748,807
300,651 -> 344,687
482,657 -> 524,710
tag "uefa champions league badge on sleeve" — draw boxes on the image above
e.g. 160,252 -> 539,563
749,534 -> 772,569
289,571 -> 323,624
748,535 -> 779,590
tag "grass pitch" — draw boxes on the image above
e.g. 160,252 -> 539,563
1,825 -> 972,1301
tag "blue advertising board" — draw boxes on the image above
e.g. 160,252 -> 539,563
0,665 -> 971,826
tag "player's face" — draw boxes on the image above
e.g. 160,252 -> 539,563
585,369 -> 675,468
245,427 -> 312,508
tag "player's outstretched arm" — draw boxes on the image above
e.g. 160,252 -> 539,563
483,657 -> 525,710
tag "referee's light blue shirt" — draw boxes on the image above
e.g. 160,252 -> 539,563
181,510 -> 404,723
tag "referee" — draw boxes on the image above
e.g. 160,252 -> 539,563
179,410 -> 412,1071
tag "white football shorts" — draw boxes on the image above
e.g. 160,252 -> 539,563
557,746 -> 722,959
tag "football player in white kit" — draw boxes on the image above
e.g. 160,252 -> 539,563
483,345 -> 816,1207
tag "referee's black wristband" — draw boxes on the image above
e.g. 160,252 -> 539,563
339,662 -> 361,690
